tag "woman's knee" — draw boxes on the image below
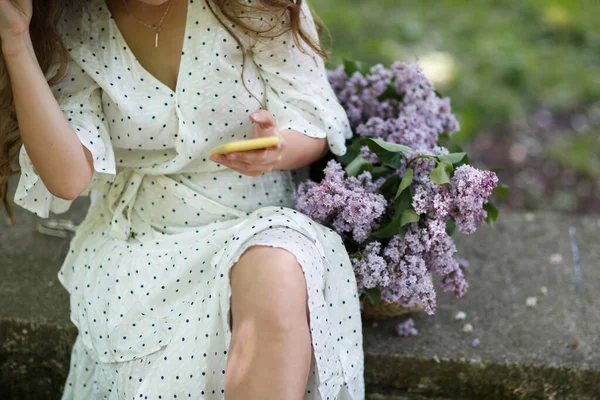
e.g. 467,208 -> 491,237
230,245 -> 309,336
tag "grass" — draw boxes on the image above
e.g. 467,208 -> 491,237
547,131 -> 600,177
312,0 -> 600,142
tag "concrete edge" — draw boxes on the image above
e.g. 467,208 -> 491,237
0,318 -> 76,400
2,317 -> 599,400
365,353 -> 599,400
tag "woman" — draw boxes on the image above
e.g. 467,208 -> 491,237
0,0 -> 364,398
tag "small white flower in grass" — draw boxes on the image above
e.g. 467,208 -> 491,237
455,311 -> 467,321
462,323 -> 473,333
549,253 -> 563,265
526,296 -> 538,307
524,213 -> 535,222
540,286 -> 548,296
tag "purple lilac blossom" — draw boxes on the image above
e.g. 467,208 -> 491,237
351,241 -> 391,293
328,64 -> 396,127
441,267 -> 469,298
379,254 -> 436,314
450,165 -> 499,234
396,318 -> 419,337
328,62 -> 460,149
296,160 -> 387,243
412,165 -> 498,236
309,62 -> 498,315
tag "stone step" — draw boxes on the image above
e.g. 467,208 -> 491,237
1,176 -> 599,399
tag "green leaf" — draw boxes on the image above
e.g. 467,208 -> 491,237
394,188 -> 413,213
400,209 -> 420,226
336,138 -> 363,166
345,156 -> 373,177
430,161 -> 453,185
371,166 -> 393,179
437,133 -> 464,153
493,183 -> 510,200
446,218 -> 456,236
361,138 -> 412,169
379,174 -> 401,198
370,215 -> 402,239
396,168 -> 414,198
372,183 -> 415,239
378,82 -> 404,102
364,288 -> 382,307
483,202 -> 499,228
490,167 -> 505,174
362,138 -> 412,153
371,220 -> 406,239
343,59 -> 368,76
458,153 -> 470,167
438,152 -> 467,165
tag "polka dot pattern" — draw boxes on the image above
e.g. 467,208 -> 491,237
13,0 -> 364,399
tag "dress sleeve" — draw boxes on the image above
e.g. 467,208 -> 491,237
248,0 -> 352,156
13,60 -> 116,218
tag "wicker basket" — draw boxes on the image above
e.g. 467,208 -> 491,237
361,300 -> 424,320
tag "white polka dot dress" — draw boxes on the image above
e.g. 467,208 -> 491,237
13,0 -> 364,399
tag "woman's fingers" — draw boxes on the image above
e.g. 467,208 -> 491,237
209,154 -> 278,176
208,109 -> 283,177
249,110 -> 278,133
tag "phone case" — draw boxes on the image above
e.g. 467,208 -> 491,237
210,136 -> 281,155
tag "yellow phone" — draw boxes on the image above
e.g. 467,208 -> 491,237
210,136 -> 281,155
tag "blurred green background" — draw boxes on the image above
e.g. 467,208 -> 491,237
312,0 -> 600,213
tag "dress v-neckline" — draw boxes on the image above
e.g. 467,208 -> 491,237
101,0 -> 191,96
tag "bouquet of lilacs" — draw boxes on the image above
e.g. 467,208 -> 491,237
295,61 -> 506,318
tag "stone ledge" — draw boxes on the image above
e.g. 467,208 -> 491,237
2,176 -> 599,399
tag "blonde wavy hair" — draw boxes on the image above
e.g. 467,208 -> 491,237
0,0 -> 330,225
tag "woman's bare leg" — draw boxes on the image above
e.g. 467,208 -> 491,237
225,245 -> 311,400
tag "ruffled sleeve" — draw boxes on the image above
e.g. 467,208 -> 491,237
247,0 -> 352,156
13,60 -> 116,218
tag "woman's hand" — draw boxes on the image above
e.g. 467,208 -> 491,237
0,0 -> 33,54
209,110 -> 285,177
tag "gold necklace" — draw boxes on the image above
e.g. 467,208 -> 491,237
120,0 -> 175,48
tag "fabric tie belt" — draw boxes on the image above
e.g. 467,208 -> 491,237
106,169 -> 145,241
105,168 -> 249,241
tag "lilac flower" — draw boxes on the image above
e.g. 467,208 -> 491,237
296,160 -> 387,243
422,218 -> 460,277
440,267 -> 468,298
310,61 -> 502,317
380,254 -> 436,314
412,179 -> 452,218
456,256 -> 470,270
329,62 -> 460,142
330,64 -> 395,126
396,318 -> 419,337
411,163 -> 498,237
328,65 -> 348,93
450,165 -> 499,234
391,62 -> 460,136
472,337 -> 481,348
351,241 -> 391,293
380,232 -> 437,314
